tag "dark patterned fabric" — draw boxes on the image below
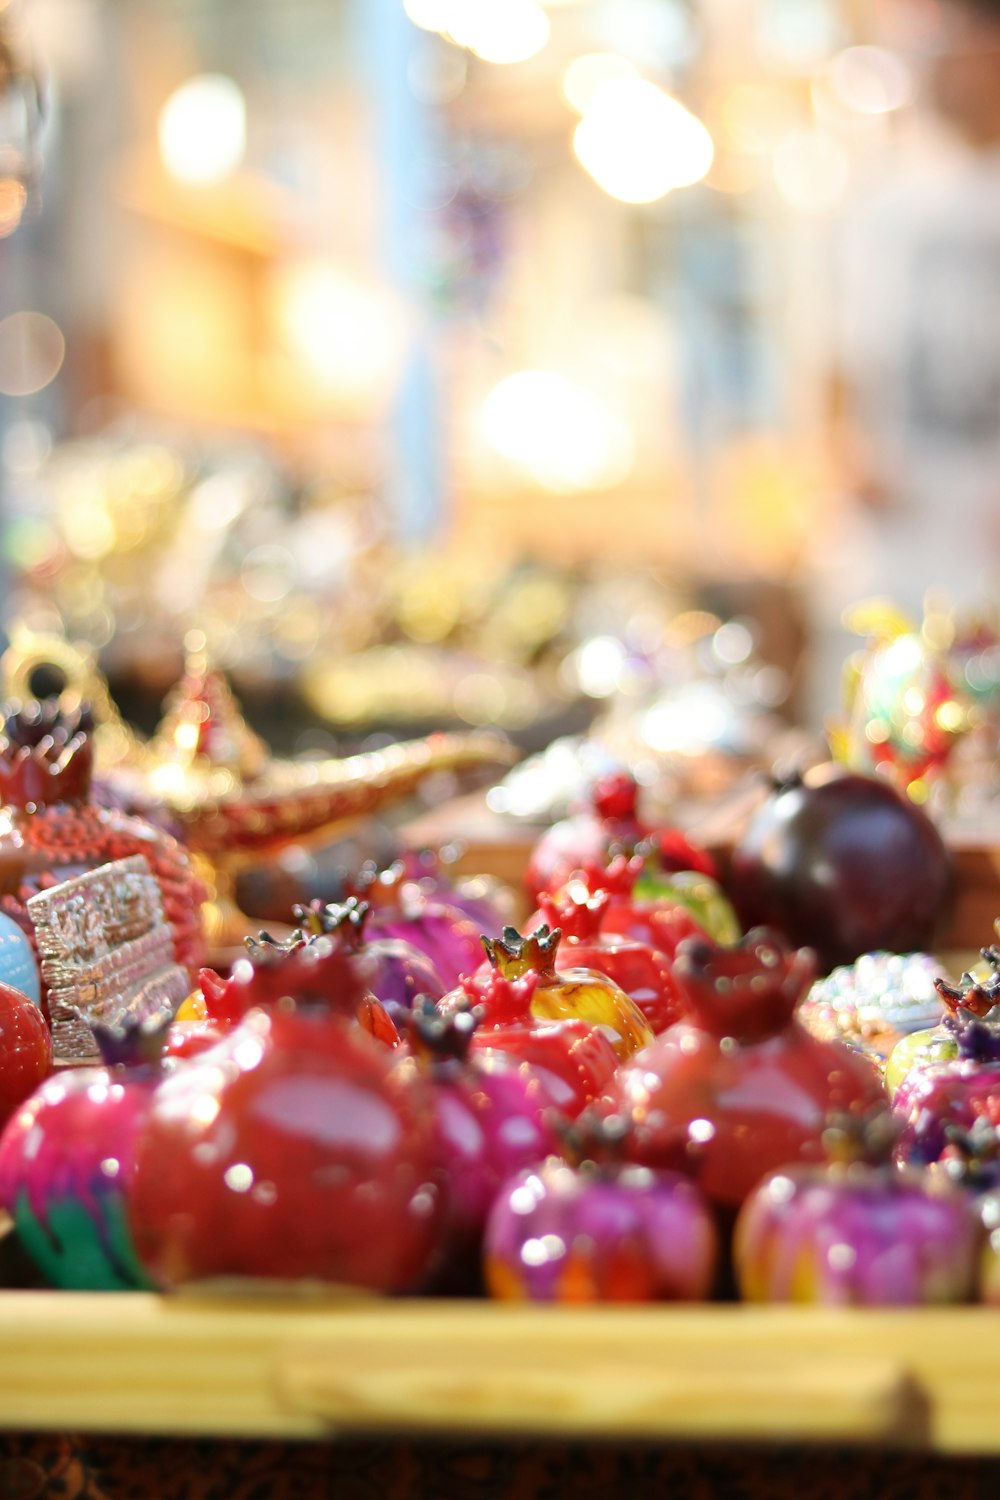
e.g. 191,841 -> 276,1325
2,1434 -> 1000,1500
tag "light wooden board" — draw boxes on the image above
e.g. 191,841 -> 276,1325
0,1294 -> 999,1451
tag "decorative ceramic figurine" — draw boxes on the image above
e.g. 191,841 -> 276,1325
0,704 -> 203,1016
593,930 -> 886,1213
475,924 -> 654,1061
0,1017 -> 168,1290
485,1121 -> 718,1303
129,950 -> 445,1291
734,1116 -> 981,1306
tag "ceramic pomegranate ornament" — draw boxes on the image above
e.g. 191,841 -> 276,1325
799,951 -> 946,1069
729,764 -> 953,973
0,979 -> 51,1130
734,1115 -> 981,1306
477,924 -> 653,1061
576,855 -> 714,962
292,896 -> 446,1028
403,998 -> 561,1264
533,883 -> 685,1035
484,1119 -> 718,1303
0,702 -> 204,994
449,968 -> 619,1121
346,861 -> 484,988
0,1017 -> 168,1290
524,769 -> 716,905
130,948 -> 444,1291
593,929 -> 886,1214
396,847 -> 517,933
892,989 -> 1000,1170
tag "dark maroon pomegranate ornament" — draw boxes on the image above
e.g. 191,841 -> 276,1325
729,764 -> 953,973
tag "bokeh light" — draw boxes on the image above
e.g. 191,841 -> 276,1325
481,370 -> 634,492
573,78 -> 713,203
0,313 -> 65,397
270,260 -> 406,410
158,74 -> 247,186
827,45 -> 913,115
405,0 -> 551,64
772,128 -> 849,212
561,53 -> 637,115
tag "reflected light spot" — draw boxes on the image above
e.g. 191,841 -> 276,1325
562,53 -> 637,115
158,74 -> 246,186
0,313 -> 65,397
574,78 -> 713,203
224,1162 -> 254,1193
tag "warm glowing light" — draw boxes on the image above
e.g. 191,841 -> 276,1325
481,370 -> 633,492
271,261 -> 405,408
719,83 -> 797,155
446,0 -> 550,64
158,74 -> 246,186
403,0 -> 453,28
772,128 -> 849,212
0,312 -> 65,396
0,178 -> 26,237
573,79 -> 713,203
827,46 -> 912,115
561,53 -> 637,114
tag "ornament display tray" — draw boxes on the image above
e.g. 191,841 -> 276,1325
0,1292 -> 997,1452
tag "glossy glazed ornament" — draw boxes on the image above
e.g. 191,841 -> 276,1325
799,951 -> 945,1067
485,1147 -> 718,1303
729,765 -> 953,973
130,952 -> 444,1291
347,862 -> 485,989
893,1009 -> 1000,1168
534,884 -> 684,1035
397,848 -> 517,933
593,930 -> 886,1213
0,704 -> 204,1005
478,925 -> 653,1061
578,855 -> 712,961
0,1018 -> 166,1290
291,897 -> 445,1028
0,979 -> 51,1129
404,999 -> 561,1260
735,1157 -> 980,1306
449,968 -> 619,1120
524,769 -> 716,904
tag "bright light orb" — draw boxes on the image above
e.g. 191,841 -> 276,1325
158,74 -> 246,186
447,0 -> 550,64
481,370 -> 633,492
574,78 -> 713,204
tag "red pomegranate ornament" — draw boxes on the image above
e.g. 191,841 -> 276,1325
129,948 -> 444,1291
593,929 -> 886,1214
446,967 -> 619,1120
525,769 -> 716,905
0,979 -> 51,1129
533,883 -> 685,1035
574,855 -> 714,962
0,702 -> 203,995
475,924 -> 653,1061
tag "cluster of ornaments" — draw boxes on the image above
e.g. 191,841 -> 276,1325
0,758 -> 997,1310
